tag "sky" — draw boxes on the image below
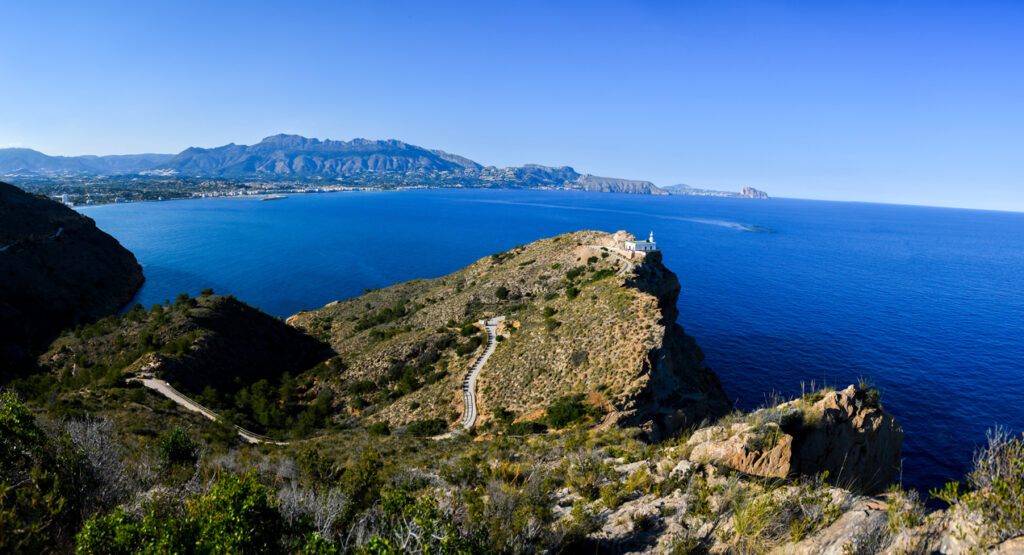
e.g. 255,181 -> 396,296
1,0 -> 1022,211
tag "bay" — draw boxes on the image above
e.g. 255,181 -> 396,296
80,189 -> 1024,492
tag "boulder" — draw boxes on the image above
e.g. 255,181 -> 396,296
685,385 -> 903,493
687,423 -> 793,478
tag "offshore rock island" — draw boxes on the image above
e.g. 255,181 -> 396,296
2,188 -> 1021,553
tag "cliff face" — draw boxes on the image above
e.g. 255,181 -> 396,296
618,250 -> 731,438
740,186 -> 769,199
0,182 -> 144,372
576,175 -> 668,195
288,230 -> 730,433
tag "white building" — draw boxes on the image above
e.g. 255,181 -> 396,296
624,231 -> 658,253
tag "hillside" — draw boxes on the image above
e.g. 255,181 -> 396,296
287,230 -> 730,436
33,292 -> 334,438
0,182 -> 144,372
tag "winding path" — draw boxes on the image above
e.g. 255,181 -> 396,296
135,316 -> 507,442
584,244 -> 635,276
461,317 -> 503,430
1,226 -> 65,253
435,316 -> 504,439
131,376 -> 287,445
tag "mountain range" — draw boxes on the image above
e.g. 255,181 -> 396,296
0,148 -> 172,175
0,134 -> 766,197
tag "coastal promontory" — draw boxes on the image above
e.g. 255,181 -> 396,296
0,182 -> 143,373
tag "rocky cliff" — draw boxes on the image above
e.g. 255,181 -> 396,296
740,186 -> 770,199
288,230 -> 730,434
0,182 -> 144,373
577,175 -> 668,195
684,385 -> 903,493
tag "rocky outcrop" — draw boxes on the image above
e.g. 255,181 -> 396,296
577,175 -> 668,195
787,385 -> 904,493
688,423 -> 794,478
684,385 -> 903,493
0,182 -> 144,373
740,186 -> 769,199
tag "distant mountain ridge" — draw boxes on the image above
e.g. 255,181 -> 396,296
0,135 -> 760,197
157,134 -> 483,176
0,148 -> 172,176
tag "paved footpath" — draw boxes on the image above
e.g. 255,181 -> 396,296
133,376 -> 287,445
435,315 -> 504,439
137,316 -> 508,443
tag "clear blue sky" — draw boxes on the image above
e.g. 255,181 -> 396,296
1,1 -> 1022,211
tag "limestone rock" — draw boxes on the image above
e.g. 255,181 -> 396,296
787,385 -> 904,493
685,385 -> 902,493
782,497 -> 889,554
687,423 -> 793,478
740,186 -> 770,199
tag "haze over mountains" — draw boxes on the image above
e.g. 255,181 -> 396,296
0,148 -> 172,175
0,134 -> 767,197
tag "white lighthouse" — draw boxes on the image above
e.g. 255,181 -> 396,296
624,231 -> 658,253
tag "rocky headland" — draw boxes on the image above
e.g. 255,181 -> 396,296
0,182 -> 143,373
3,223 -> 1021,554
287,230 -> 730,436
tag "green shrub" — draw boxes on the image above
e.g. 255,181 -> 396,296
348,380 -> 376,395
355,301 -> 409,331
0,391 -> 82,553
368,422 -> 391,436
492,407 -> 515,425
565,286 -> 580,300
157,427 -> 197,466
587,269 -> 615,283
506,421 -> 547,436
456,336 -> 483,356
566,455 -> 609,501
495,286 -> 509,300
76,474 -> 283,554
931,428 -> 1024,543
546,395 -> 598,428
407,419 -> 447,437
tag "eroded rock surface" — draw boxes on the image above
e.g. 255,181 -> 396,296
685,385 -> 903,493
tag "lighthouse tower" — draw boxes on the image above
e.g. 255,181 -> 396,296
624,231 -> 658,253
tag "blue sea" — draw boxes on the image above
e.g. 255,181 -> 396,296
79,189 -> 1024,492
